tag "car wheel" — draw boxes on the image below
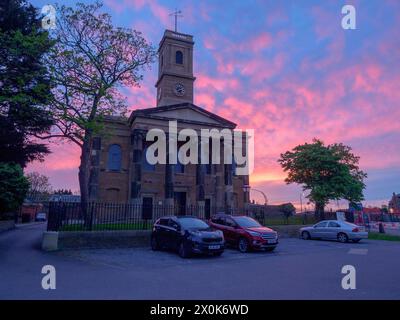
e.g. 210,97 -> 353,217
302,231 -> 311,240
337,232 -> 349,243
151,236 -> 160,251
238,238 -> 249,253
178,242 -> 190,258
352,239 -> 361,243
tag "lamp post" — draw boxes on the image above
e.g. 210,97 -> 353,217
243,185 -> 268,205
300,191 -> 306,213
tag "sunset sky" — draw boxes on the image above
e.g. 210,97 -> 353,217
29,0 -> 400,209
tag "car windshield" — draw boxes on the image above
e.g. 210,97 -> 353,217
178,217 -> 209,230
233,216 -> 261,228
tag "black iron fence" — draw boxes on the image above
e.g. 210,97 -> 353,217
47,202 -> 254,232
47,201 -> 334,232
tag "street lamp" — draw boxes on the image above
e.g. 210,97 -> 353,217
243,185 -> 268,205
300,191 -> 306,213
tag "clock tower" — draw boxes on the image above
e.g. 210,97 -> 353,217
155,30 -> 196,106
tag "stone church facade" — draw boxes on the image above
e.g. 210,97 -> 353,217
88,30 -> 250,217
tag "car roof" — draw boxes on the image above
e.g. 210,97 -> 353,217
176,216 -> 202,220
212,214 -> 249,218
157,216 -> 176,220
157,215 -> 202,220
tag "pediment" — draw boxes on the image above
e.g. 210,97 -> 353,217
130,103 -> 236,128
152,108 -> 221,124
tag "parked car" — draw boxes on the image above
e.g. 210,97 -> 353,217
209,214 -> 278,253
35,212 -> 47,222
151,216 -> 225,258
300,220 -> 368,243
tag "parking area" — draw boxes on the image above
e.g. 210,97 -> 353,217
1,223 -> 400,299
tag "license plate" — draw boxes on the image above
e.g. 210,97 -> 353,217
209,245 -> 220,250
267,240 -> 276,244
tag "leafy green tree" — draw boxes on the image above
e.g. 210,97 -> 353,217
279,203 -> 296,224
39,1 -> 156,203
278,139 -> 367,219
0,163 -> 30,217
0,0 -> 54,168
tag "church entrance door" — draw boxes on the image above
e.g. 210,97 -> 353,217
142,197 -> 153,220
174,192 -> 186,216
205,199 -> 211,220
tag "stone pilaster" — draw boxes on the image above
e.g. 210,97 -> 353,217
224,163 -> 234,214
196,142 -> 205,218
130,129 -> 144,204
164,133 -> 175,212
89,137 -> 101,200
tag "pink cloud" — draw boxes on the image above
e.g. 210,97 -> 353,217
244,32 -> 272,53
196,73 -> 239,92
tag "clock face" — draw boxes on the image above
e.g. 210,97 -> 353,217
174,83 -> 185,96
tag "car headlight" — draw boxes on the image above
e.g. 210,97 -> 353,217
247,230 -> 261,237
188,230 -> 201,241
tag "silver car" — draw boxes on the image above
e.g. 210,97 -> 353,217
300,220 -> 368,243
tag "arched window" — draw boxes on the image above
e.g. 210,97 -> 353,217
175,50 -> 183,64
108,144 -> 122,171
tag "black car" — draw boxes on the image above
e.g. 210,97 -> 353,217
151,216 -> 225,258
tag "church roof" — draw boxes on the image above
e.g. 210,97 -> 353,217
129,102 -> 237,129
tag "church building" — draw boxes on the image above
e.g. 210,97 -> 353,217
88,29 -> 250,218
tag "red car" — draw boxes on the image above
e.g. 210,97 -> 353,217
209,214 -> 278,253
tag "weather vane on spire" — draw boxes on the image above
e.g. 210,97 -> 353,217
169,9 -> 183,32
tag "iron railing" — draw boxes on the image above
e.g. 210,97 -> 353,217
47,202 -> 332,232
47,202 -> 254,231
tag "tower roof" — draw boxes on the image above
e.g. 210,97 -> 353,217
158,30 -> 194,52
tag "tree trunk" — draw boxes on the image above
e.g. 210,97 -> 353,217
78,132 -> 92,229
78,134 -> 91,204
315,202 -> 325,221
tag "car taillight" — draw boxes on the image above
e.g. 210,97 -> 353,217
352,228 -> 359,232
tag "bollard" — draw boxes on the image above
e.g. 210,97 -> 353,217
42,231 -> 59,251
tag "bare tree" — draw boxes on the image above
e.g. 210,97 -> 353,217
26,171 -> 52,197
39,1 -> 156,203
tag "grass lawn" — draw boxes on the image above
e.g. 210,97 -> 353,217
368,232 -> 400,241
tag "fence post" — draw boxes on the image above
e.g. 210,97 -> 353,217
89,203 -> 94,231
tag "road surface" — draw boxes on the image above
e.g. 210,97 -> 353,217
1,223 -> 400,299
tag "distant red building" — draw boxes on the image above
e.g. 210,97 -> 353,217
19,202 -> 43,222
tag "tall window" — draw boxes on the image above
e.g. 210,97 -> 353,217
175,50 -> 183,64
142,145 -> 156,172
108,144 -> 122,171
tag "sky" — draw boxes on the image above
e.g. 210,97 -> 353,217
28,0 -> 400,209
